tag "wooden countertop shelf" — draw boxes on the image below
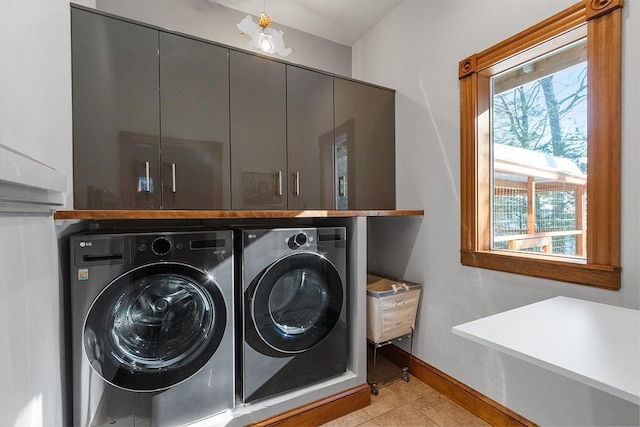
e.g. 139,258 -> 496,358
53,209 -> 424,220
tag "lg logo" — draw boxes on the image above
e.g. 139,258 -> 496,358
79,241 -> 93,247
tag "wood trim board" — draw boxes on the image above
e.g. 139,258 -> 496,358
53,209 -> 424,220
249,384 -> 370,427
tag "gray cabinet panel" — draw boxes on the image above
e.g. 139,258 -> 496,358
159,33 -> 230,209
72,8 -> 160,209
286,66 -> 335,209
230,51 -> 287,209
334,79 -> 396,209
72,8 -> 396,212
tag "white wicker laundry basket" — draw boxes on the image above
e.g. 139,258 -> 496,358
366,274 -> 421,343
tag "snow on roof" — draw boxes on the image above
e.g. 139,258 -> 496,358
494,143 -> 586,184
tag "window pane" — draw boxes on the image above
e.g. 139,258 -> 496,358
490,39 -> 587,259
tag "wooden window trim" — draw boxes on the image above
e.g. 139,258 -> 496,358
459,0 -> 622,290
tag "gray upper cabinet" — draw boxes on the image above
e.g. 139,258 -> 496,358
286,66 -> 335,210
72,7 -> 395,212
72,8 -> 160,209
72,8 -> 230,210
334,79 -> 396,210
159,32 -> 230,209
230,51 -> 287,209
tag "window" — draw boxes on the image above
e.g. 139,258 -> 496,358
459,0 -> 622,289
491,39 -> 587,258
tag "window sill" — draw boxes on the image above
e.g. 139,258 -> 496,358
460,249 -> 620,290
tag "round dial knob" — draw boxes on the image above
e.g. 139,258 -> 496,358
152,237 -> 172,256
288,232 -> 307,249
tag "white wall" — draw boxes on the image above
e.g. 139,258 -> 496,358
0,215 -> 66,427
0,1 -> 80,425
0,0 -> 75,208
95,0 -> 352,77
359,0 -> 640,425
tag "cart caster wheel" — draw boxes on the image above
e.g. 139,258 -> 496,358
371,384 -> 379,395
402,372 -> 410,382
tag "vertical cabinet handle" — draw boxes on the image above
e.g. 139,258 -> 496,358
276,171 -> 283,196
338,175 -> 345,197
294,172 -> 300,196
145,161 -> 150,192
171,163 -> 176,193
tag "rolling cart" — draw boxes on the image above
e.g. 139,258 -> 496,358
366,274 -> 421,395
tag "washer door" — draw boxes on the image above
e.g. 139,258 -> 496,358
248,252 -> 344,354
84,262 -> 226,392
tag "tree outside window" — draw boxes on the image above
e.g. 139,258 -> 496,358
491,39 -> 587,259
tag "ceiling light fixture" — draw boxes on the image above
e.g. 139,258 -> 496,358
237,2 -> 291,57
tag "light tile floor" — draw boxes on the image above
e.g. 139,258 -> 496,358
320,352 -> 490,427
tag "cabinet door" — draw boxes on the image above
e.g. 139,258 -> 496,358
72,9 -> 160,209
230,51 -> 287,209
333,79 -> 396,209
287,66 -> 335,209
159,33 -> 230,209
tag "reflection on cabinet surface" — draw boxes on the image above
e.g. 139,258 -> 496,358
159,32 -> 230,209
72,8 -> 230,210
119,132 -> 225,210
72,8 -> 160,209
334,79 -> 396,210
287,66 -> 335,209
230,51 -> 287,209
71,6 -> 396,212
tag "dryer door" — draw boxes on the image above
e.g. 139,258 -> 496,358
83,262 -> 226,392
248,252 -> 344,354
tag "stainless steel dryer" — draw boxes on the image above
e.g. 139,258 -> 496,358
237,227 -> 347,403
70,230 -> 234,427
